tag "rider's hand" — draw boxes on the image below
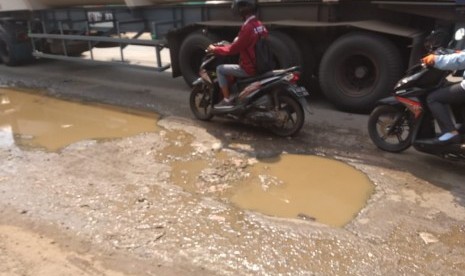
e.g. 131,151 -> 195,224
421,54 -> 436,66
207,44 -> 216,53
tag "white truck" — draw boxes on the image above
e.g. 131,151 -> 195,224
1,0 -> 465,112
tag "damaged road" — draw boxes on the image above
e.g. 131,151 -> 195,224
0,60 -> 465,275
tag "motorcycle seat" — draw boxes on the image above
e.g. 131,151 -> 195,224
236,71 -> 275,85
236,66 -> 300,86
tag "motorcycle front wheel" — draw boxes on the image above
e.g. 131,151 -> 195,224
368,105 -> 413,152
190,83 -> 214,121
270,94 -> 305,137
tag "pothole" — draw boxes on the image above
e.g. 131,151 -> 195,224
156,133 -> 375,227
153,128 -> 374,227
0,88 -> 159,151
229,154 -> 374,227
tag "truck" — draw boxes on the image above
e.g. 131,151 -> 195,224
0,0 -> 464,112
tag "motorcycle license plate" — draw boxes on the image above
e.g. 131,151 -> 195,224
291,86 -> 309,97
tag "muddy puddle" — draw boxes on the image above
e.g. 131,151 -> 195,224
0,88 -> 159,151
230,154 -> 374,227
158,130 -> 374,227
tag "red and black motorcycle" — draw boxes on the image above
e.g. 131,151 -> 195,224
189,42 -> 309,137
367,30 -> 465,160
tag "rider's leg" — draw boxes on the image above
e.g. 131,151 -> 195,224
216,64 -> 250,105
427,83 -> 465,141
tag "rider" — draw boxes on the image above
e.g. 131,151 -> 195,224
207,0 -> 268,109
422,51 -> 465,144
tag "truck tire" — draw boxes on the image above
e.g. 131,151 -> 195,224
268,31 -> 302,69
179,32 -> 219,87
319,32 -> 402,112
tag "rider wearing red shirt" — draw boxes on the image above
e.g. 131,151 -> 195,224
208,0 -> 268,109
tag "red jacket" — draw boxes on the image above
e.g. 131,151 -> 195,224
213,15 -> 268,76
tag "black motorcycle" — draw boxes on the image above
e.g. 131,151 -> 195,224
367,50 -> 465,160
189,43 -> 309,137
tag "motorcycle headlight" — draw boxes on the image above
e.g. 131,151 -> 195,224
395,75 -> 416,89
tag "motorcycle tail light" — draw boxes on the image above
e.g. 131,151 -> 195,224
396,96 -> 422,119
290,72 -> 300,84
284,72 -> 300,83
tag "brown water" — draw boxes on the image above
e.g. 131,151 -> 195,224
230,154 -> 374,227
171,159 -> 209,193
159,130 -> 195,158
154,128 -> 374,228
0,88 -> 159,151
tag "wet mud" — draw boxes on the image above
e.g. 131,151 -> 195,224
1,87 -> 465,275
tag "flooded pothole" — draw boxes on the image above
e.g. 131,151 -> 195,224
0,88 -> 159,151
157,134 -> 375,227
230,154 -> 374,227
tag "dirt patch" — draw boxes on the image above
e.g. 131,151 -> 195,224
0,211 -> 209,276
0,224 -> 125,276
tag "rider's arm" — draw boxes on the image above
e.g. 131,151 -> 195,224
213,24 -> 254,56
434,51 -> 465,71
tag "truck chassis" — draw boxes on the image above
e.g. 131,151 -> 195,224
1,0 -> 464,112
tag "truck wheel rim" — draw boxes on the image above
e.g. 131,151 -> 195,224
336,54 -> 378,97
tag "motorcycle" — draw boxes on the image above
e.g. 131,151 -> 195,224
367,29 -> 465,160
189,42 -> 309,137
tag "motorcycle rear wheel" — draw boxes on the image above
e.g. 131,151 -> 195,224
368,105 -> 413,152
270,94 -> 305,137
190,84 -> 214,121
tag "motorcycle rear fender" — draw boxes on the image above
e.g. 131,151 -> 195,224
267,80 -> 308,97
287,84 -> 309,98
270,81 -> 312,114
